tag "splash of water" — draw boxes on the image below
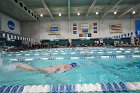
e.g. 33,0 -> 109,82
3,64 -> 16,72
0,52 -> 16,72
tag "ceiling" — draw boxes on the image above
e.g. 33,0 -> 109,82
0,0 -> 140,21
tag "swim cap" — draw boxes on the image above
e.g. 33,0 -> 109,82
70,62 -> 77,68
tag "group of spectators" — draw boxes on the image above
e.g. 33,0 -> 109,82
2,37 -> 140,51
22,42 -> 48,49
21,37 -> 140,49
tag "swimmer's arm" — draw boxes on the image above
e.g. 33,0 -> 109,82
16,63 -> 37,70
16,63 -> 48,73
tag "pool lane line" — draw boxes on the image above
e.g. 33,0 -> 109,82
5,55 -> 140,62
1,82 -> 140,92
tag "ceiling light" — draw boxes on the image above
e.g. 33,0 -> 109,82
40,14 -> 43,17
77,12 -> 80,16
114,11 -> 117,15
132,10 -> 136,14
59,13 -> 61,16
96,12 -> 99,15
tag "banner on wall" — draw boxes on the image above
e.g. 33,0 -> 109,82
50,27 -> 58,31
7,20 -> 15,30
1,13 -> 20,35
93,23 -> 97,26
88,33 -> 91,37
72,23 -> 78,34
109,23 -> 123,33
79,34 -> 83,37
73,31 -> 77,34
93,22 -> 98,33
81,24 -> 89,33
48,23 -> 60,35
135,20 -> 140,37
73,23 -> 77,26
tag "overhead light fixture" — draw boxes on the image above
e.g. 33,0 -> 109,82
24,6 -> 27,10
114,8 -> 117,15
59,13 -> 61,16
77,12 -> 80,16
96,12 -> 99,15
14,0 -> 18,3
114,11 -> 117,15
40,14 -> 43,17
132,10 -> 136,14
28,10 -> 31,13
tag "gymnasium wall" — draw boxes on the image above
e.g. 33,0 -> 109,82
21,20 -> 69,40
0,13 -> 2,31
21,19 -> 136,40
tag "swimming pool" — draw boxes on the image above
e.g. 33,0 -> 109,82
0,47 -> 140,92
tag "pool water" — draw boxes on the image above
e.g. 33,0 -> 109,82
0,47 -> 140,86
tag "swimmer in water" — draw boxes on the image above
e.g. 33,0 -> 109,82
16,62 -> 78,74
80,49 -> 90,57
80,49 -> 90,54
48,54 -> 52,57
